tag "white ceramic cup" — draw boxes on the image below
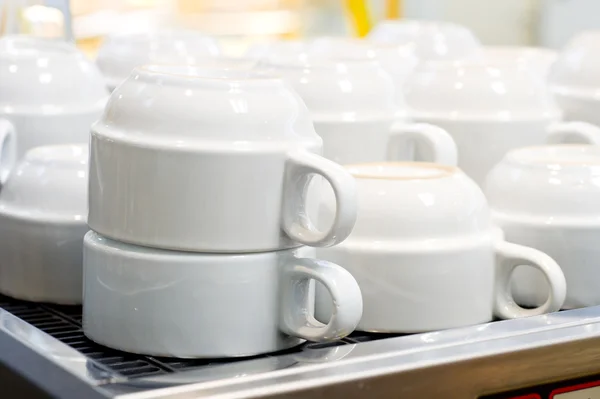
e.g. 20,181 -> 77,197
261,57 -> 457,166
0,144 -> 88,304
486,144 -> 600,309
88,65 -> 357,253
96,30 -> 221,91
404,59 -> 600,186
549,31 -> 600,125
367,19 -> 482,61
308,37 -> 418,91
315,162 -> 566,333
481,46 -> 557,81
83,231 -> 363,358
0,36 -> 109,158
0,120 -> 17,186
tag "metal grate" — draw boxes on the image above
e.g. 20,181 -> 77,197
0,295 -> 402,379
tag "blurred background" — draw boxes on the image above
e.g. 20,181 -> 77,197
2,0 -> 600,57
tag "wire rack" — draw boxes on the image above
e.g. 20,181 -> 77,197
0,295 -> 403,379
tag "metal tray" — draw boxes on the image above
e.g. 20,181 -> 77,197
3,294 -> 600,398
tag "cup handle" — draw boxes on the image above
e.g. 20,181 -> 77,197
0,119 -> 17,186
280,257 -> 362,341
387,122 -> 458,166
494,240 -> 566,319
546,121 -> 600,144
283,151 -> 357,247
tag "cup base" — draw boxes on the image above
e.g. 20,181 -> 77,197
83,330 -> 305,359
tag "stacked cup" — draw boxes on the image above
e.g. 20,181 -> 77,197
83,65 -> 363,358
0,35 -> 107,305
259,55 -> 457,166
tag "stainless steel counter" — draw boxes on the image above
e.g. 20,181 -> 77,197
2,295 -> 600,398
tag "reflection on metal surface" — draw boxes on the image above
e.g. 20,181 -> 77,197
2,295 -> 600,398
0,307 -> 116,385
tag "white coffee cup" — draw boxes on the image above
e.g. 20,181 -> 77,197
367,20 -> 482,61
83,231 -> 363,358
0,36 -> 109,158
261,57 -> 457,166
0,144 -> 88,304
404,59 -> 600,186
486,144 -> 600,309
88,65 -> 358,253
315,162 -> 566,333
549,31 -> 600,125
96,30 -> 221,91
308,37 -> 418,90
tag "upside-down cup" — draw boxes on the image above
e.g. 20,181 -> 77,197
0,144 -> 88,304
316,162 -> 566,332
88,65 -> 358,253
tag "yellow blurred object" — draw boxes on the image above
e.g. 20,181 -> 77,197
386,0 -> 402,19
344,0 -> 372,37
76,36 -> 103,59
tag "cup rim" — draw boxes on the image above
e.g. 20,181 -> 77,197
345,161 -> 458,180
84,231 -> 305,260
24,144 -> 89,163
134,63 -> 283,87
0,205 -> 86,224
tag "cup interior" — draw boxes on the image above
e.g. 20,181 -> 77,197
508,145 -> 600,166
346,162 -> 456,180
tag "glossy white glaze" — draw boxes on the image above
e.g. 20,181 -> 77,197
367,20 -> 482,61
309,37 -> 418,90
0,36 -> 108,157
0,119 -> 17,185
261,57 -> 401,120
315,162 -> 566,332
262,57 -> 456,165
83,232 -> 363,358
405,60 -> 560,120
96,30 -> 221,90
0,144 -> 89,304
404,59 -> 597,186
88,65 -> 357,252
549,31 -> 600,125
481,46 -> 557,80
486,144 -> 600,308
